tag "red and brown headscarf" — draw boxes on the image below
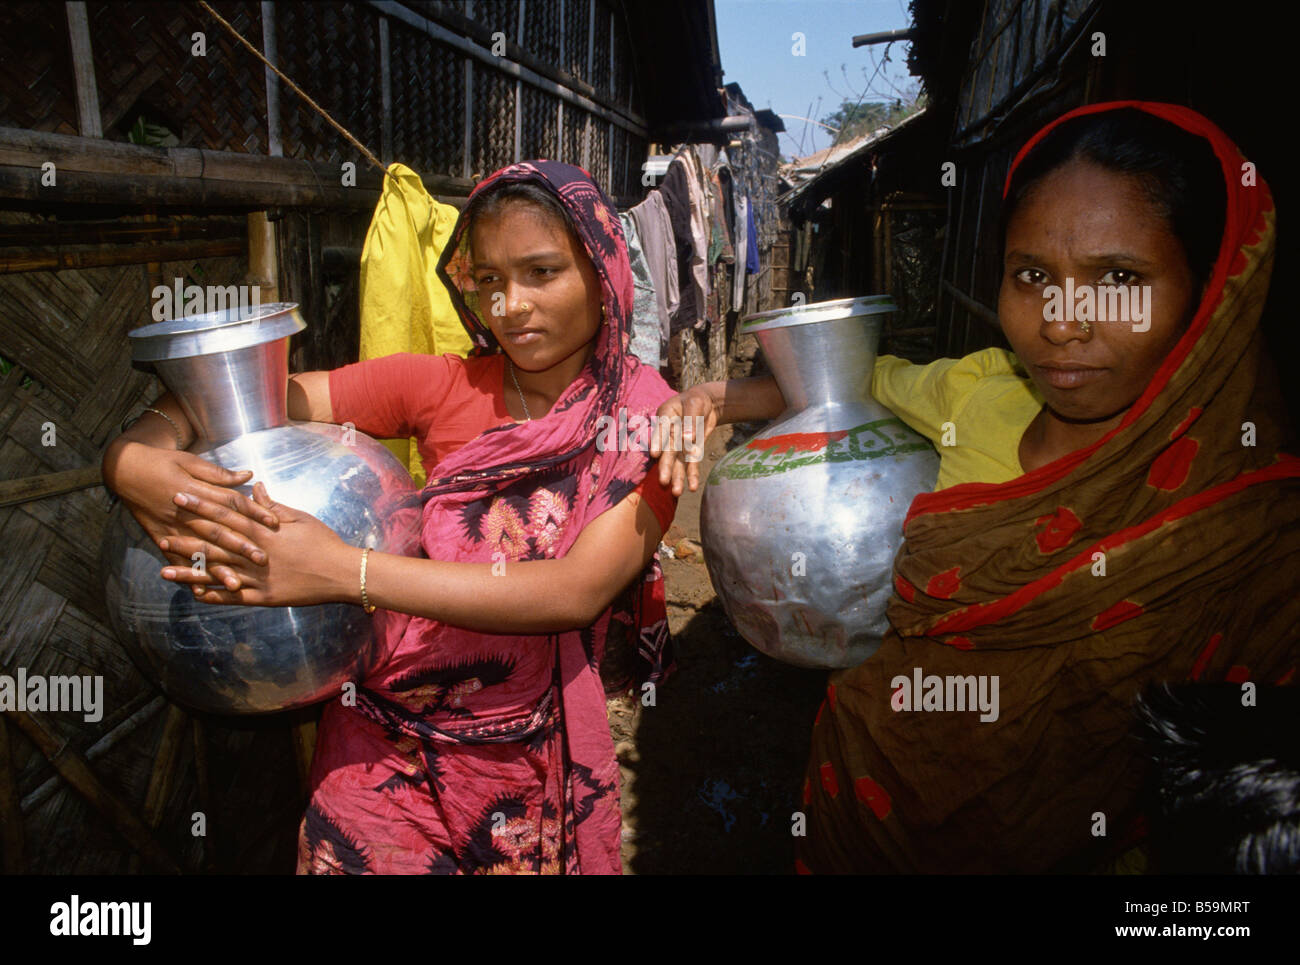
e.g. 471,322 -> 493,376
799,102 -> 1300,873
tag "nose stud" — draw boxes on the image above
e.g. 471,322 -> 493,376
518,301 -> 531,312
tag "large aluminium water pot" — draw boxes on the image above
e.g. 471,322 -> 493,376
699,295 -> 940,669
100,303 -> 420,714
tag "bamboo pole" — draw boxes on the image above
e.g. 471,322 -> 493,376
0,218 -> 245,247
20,695 -> 166,813
246,212 -> 278,303
0,128 -> 470,209
3,709 -> 181,874
0,716 -> 24,873
292,718 -> 317,799
191,718 -> 214,873
0,466 -> 101,507
0,239 -> 245,275
129,703 -> 189,874
65,2 -> 103,139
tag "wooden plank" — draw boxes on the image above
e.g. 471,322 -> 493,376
0,218 -> 246,249
378,15 -> 392,163
463,59 -> 473,179
261,1 -> 282,157
0,164 -> 377,211
0,239 -> 245,274
0,465 -> 100,508
0,716 -> 24,872
64,3 -> 103,139
4,707 -> 181,874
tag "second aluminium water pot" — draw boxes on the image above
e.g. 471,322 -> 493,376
699,296 -> 940,669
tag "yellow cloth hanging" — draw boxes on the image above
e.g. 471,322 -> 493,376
358,162 -> 473,485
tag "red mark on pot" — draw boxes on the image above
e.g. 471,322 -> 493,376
748,430 -> 849,455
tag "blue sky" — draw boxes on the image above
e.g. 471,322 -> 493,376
714,0 -> 917,161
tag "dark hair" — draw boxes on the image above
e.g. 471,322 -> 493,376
461,179 -> 581,256
1004,109 -> 1227,287
1135,681 -> 1300,874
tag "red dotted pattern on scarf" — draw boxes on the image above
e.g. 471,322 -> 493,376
1147,436 -> 1200,491
926,566 -> 962,600
854,776 -> 893,821
1190,632 -> 1223,681
942,635 -> 974,650
1172,406 -> 1204,439
895,574 -> 916,603
1276,667 -> 1296,685
819,761 -> 839,797
827,683 -> 837,710
1091,599 -> 1145,632
1225,665 -> 1251,683
1035,506 -> 1083,553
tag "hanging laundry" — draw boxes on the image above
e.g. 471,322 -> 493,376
746,196 -> 760,275
680,149 -> 711,330
626,190 -> 678,350
661,155 -> 703,334
619,211 -> 663,369
732,193 -> 749,310
359,162 -> 472,485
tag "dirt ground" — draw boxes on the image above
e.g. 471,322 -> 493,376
608,421 -> 828,875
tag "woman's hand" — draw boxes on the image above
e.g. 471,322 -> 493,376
158,482 -> 355,608
105,440 -> 279,590
650,385 -> 719,496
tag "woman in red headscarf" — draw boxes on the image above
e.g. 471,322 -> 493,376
654,102 -> 1300,872
105,161 -> 678,874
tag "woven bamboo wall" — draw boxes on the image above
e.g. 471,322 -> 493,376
0,0 -> 655,874
275,1 -> 383,166
0,1 -> 648,199
0,242 -> 303,873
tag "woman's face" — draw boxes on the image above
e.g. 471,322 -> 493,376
469,201 -> 603,372
999,159 -> 1202,422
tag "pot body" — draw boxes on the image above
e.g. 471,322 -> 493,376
101,304 -> 420,714
699,296 -> 939,668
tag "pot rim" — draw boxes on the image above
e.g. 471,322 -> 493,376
127,302 -> 305,362
740,294 -> 896,333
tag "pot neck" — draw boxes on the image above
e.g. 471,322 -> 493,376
155,338 -> 291,445
756,316 -> 882,412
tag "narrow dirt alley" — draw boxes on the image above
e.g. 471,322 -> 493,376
609,342 -> 829,875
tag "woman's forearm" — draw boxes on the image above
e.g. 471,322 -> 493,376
101,393 -> 195,494
326,546 -> 601,634
710,374 -> 786,424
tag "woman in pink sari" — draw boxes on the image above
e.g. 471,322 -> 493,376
103,161 -> 678,874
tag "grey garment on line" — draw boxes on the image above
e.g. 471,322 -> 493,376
626,190 -> 678,343
619,212 -> 663,369
732,193 -> 748,311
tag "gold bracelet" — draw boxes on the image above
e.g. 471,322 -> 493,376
144,407 -> 185,449
359,547 -> 376,614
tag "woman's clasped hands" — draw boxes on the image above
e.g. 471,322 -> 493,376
157,479 -> 352,608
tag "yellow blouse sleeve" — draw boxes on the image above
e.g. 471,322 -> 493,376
870,353 -> 986,445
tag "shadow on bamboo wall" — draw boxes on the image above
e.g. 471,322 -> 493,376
0,219 -> 329,874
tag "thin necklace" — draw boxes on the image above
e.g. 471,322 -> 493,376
508,359 -> 532,421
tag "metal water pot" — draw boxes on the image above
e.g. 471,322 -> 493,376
100,303 -> 420,714
699,296 -> 940,669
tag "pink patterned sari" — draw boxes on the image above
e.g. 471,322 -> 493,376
297,161 -> 674,874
